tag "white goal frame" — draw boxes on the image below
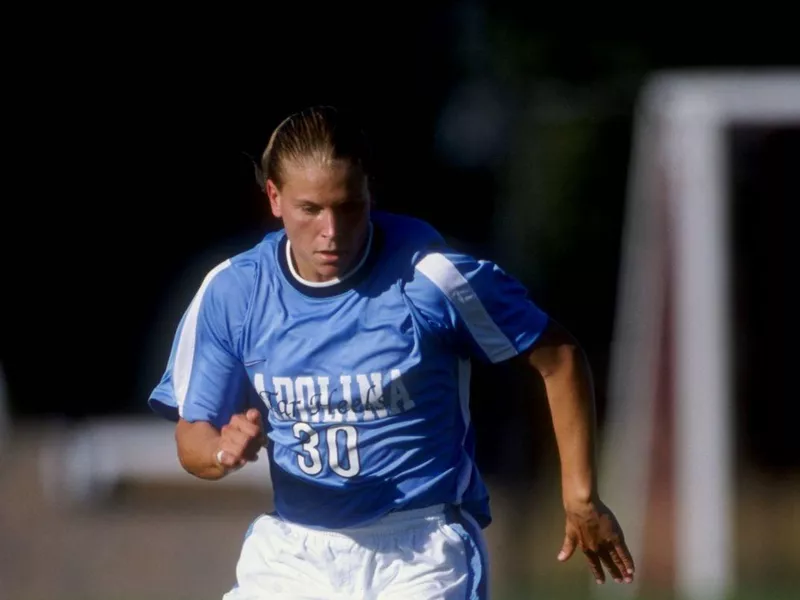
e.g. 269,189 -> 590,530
597,70 -> 800,600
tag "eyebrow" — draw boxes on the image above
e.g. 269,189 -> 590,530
294,197 -> 366,207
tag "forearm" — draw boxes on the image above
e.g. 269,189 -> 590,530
525,320 -> 599,507
175,419 -> 227,480
542,342 -> 599,506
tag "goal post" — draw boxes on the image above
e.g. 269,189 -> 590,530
596,70 -> 800,600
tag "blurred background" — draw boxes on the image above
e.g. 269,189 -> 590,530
2,3 -> 798,599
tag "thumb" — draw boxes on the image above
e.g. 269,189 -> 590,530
245,409 -> 267,447
558,532 -> 577,562
245,408 -> 262,426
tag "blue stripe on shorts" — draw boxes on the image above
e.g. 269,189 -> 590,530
445,506 -> 490,600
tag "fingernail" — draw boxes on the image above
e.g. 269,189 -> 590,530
557,552 -> 566,560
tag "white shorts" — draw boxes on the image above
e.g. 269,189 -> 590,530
221,504 -> 490,600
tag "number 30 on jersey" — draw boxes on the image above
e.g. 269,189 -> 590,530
292,423 -> 361,478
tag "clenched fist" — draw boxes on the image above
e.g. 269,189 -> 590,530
215,408 -> 267,471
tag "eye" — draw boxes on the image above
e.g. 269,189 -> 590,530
301,204 -> 321,215
340,201 -> 363,213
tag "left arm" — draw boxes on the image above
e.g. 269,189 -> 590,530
406,242 -> 634,584
521,319 -> 635,584
523,319 -> 598,511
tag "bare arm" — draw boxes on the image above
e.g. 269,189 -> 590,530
175,409 -> 266,481
524,319 -> 598,506
520,318 -> 635,585
175,419 -> 228,480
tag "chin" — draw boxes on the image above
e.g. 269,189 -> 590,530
315,265 -> 343,281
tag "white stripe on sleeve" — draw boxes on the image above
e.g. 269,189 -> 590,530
415,253 -> 517,363
173,259 -> 232,416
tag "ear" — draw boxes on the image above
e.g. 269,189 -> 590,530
266,179 -> 282,218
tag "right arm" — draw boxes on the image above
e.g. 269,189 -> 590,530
176,409 -> 266,480
176,419 -> 227,480
147,258 -> 265,479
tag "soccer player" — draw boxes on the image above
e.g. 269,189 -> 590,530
149,105 -> 635,599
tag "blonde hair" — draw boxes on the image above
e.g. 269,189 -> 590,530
259,106 -> 372,189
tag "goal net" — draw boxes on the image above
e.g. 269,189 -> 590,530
596,70 -> 800,600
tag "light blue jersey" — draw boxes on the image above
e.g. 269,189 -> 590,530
149,211 -> 549,529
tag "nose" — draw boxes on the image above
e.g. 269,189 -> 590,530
321,209 -> 341,240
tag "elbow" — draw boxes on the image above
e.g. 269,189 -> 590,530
174,420 -> 225,481
175,444 -> 195,476
177,446 -> 224,481
174,437 -> 198,478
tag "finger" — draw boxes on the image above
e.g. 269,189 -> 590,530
608,546 -> 633,583
558,533 -> 577,562
583,549 -> 605,584
598,547 -> 624,583
214,449 -> 242,469
219,446 -> 250,467
615,540 -> 636,577
219,433 -> 258,464
245,408 -> 263,427
222,426 -> 257,450
224,422 -> 267,455
228,416 -> 262,439
606,545 -> 633,583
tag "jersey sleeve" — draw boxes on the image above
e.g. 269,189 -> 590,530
148,258 -> 256,428
405,248 -> 549,363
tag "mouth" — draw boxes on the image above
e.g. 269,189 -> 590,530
316,250 -> 347,262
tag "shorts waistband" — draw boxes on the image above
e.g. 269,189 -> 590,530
378,503 -> 448,525
273,504 -> 449,538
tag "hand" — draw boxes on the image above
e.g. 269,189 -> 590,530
215,408 -> 267,471
558,498 -> 635,584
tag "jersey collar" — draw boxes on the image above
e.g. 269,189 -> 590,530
277,221 -> 382,298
